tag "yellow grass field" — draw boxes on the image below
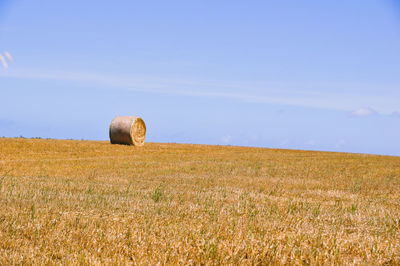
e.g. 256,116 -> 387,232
0,138 -> 399,264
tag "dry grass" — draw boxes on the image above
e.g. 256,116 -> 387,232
0,137 -> 399,264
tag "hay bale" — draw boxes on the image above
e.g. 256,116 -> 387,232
109,116 -> 146,146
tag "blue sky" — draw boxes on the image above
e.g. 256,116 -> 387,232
0,0 -> 399,155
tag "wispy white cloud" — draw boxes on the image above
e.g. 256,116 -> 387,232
0,51 -> 13,68
4,51 -> 13,62
0,68 -> 399,114
0,55 -> 8,68
350,107 -> 377,117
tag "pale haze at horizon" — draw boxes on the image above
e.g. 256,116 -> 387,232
0,1 -> 399,155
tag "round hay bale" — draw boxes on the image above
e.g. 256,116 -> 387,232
109,116 -> 146,146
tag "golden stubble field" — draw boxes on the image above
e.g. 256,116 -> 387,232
0,138 -> 399,264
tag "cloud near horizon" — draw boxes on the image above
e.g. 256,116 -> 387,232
351,107 -> 377,117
